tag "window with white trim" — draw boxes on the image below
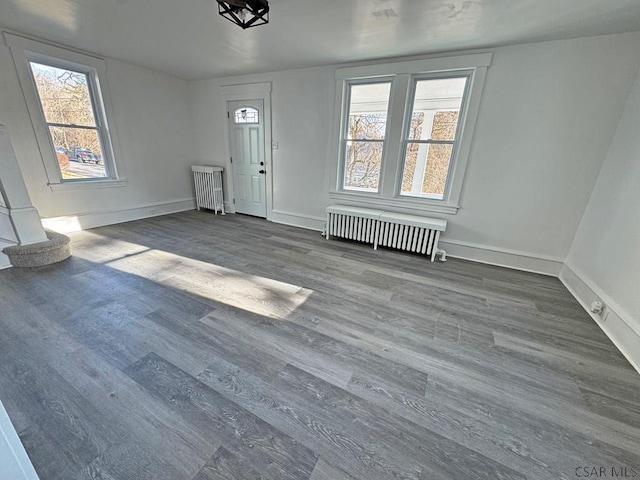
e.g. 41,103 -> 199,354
342,81 -> 392,192
400,75 -> 468,199
29,61 -> 111,180
6,33 -> 123,188
332,54 -> 491,214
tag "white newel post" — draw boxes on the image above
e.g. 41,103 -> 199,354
0,125 -> 47,245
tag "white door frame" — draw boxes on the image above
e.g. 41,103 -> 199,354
220,82 -> 273,219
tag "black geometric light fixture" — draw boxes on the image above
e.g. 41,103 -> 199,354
216,0 -> 269,29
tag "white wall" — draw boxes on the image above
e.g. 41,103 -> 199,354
1,31 -> 639,276
190,65 -> 335,224
0,36 -> 196,230
563,63 -> 640,362
189,32 -> 640,274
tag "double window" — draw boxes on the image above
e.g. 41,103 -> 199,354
333,54 -> 491,214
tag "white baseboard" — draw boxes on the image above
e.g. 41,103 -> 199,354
559,263 -> 640,374
0,401 -> 40,480
20,201 -> 640,376
438,239 -> 564,276
41,198 -> 196,233
265,210 -> 563,275
0,240 -> 15,269
270,209 -> 325,232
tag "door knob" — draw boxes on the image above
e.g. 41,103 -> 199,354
259,170 -> 266,174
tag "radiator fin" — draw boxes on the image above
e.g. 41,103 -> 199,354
326,206 -> 446,262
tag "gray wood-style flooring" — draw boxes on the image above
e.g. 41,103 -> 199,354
1,211 -> 639,480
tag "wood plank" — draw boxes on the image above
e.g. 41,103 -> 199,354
274,364 -> 526,480
309,459 -> 357,480
124,353 -> 319,480
347,372 -> 639,479
203,305 -> 428,396
580,387 -> 640,428
192,446 -> 264,480
196,355 -> 425,480
0,288 -> 219,479
0,211 -> 638,480
0,336 -> 119,480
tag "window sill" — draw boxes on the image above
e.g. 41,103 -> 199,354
48,179 -> 128,192
329,191 -> 459,215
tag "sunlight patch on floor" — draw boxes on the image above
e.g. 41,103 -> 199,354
67,231 -> 152,264
72,235 -> 313,319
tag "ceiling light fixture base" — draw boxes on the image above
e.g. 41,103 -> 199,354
216,0 -> 269,29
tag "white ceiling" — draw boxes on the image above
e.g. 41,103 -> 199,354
2,0 -> 640,81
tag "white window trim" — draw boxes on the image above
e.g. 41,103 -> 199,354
4,33 -> 126,190
330,52 -> 491,215
339,77 -> 394,194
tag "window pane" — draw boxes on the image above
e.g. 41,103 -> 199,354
234,107 -> 259,124
347,83 -> 391,140
401,143 -> 453,199
348,112 -> 388,140
344,140 -> 383,192
430,111 -> 460,141
407,77 -> 466,141
50,126 -> 107,180
30,62 -> 97,127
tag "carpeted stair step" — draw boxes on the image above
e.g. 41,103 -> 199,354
2,231 -> 71,268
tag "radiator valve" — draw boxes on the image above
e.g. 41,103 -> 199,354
436,249 -> 447,262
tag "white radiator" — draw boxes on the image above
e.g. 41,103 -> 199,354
192,165 -> 225,214
326,206 -> 384,246
325,205 -> 447,262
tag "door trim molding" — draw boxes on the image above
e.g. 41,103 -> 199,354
221,83 -> 273,219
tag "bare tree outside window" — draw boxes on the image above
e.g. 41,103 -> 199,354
400,112 -> 424,192
423,111 -> 458,195
401,111 -> 458,195
400,77 -> 467,199
345,113 -> 387,190
30,62 -> 107,180
343,82 -> 391,192
335,57 -> 488,210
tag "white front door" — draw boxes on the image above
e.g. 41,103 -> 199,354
228,99 -> 267,218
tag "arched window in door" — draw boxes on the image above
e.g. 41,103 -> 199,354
234,107 -> 259,124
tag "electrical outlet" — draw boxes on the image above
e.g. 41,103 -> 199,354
590,300 -> 605,316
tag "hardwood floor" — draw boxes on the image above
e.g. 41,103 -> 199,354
0,211 -> 639,480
